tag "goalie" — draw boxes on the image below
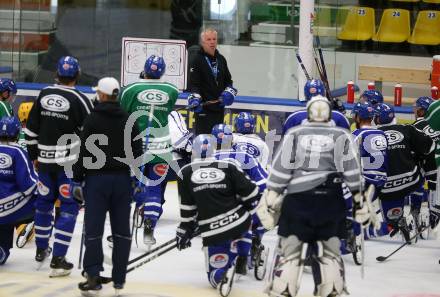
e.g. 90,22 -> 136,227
257,96 -> 372,297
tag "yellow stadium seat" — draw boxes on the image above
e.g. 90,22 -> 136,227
373,9 -> 410,43
337,7 -> 375,41
408,11 -> 440,45
423,0 -> 440,3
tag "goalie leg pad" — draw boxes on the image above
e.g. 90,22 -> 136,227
316,237 -> 345,297
266,235 -> 306,297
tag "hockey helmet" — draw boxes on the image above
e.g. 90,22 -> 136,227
144,55 -> 166,79
0,116 -> 21,138
57,56 -> 80,78
306,95 -> 331,122
18,102 -> 34,123
352,101 -> 375,120
234,112 -> 255,134
212,124 -> 233,145
414,96 -> 433,111
304,79 -> 325,101
360,90 -> 384,106
0,78 -> 17,98
374,103 -> 395,125
192,134 -> 215,158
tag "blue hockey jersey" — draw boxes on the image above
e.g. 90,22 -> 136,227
0,143 -> 37,224
213,149 -> 267,193
283,109 -> 350,134
352,127 -> 388,188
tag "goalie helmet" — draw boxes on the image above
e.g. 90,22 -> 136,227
374,103 -> 395,125
192,134 -> 215,158
414,96 -> 433,111
304,79 -> 325,101
212,124 -> 233,145
18,102 -> 34,123
360,90 -> 383,106
57,56 -> 80,78
0,78 -> 17,97
144,55 -> 166,79
306,95 -> 331,122
0,116 -> 21,138
234,112 -> 255,134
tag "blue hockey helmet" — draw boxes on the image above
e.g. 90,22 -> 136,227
234,112 -> 256,134
374,103 -> 395,125
360,90 -> 384,106
304,79 -> 325,101
414,96 -> 433,111
57,56 -> 80,78
144,55 -> 166,79
0,78 -> 17,97
352,101 -> 375,120
192,134 -> 215,158
212,124 -> 233,145
0,116 -> 21,138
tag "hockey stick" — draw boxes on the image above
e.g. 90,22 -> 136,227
175,99 -> 221,112
376,225 -> 430,262
128,238 -> 176,265
126,242 -> 178,274
295,51 -> 311,81
78,223 -> 85,269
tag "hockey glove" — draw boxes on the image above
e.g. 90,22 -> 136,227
70,181 -> 84,204
430,204 -> 440,229
220,86 -> 237,106
188,93 -> 203,113
176,228 -> 193,251
256,189 -> 284,230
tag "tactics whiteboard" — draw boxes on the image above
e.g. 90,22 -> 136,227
121,37 -> 187,90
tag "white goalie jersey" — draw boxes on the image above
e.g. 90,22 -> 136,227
232,133 -> 270,168
168,111 -> 192,160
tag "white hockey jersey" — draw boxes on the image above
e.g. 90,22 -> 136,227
232,133 -> 270,168
168,111 -> 192,160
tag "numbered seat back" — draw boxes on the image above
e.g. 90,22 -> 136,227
373,9 -> 410,43
337,7 -> 375,41
408,11 -> 440,45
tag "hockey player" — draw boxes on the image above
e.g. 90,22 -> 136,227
119,55 -> 178,248
410,96 -> 438,238
375,103 -> 434,243
232,111 -> 270,169
0,116 -> 38,264
283,79 -> 349,134
176,134 -> 259,295
257,95 -> 368,297
0,78 -> 17,118
359,89 -> 384,107
15,101 -> 36,248
211,123 -> 268,277
25,56 -> 93,276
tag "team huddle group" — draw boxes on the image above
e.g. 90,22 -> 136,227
0,53 -> 440,297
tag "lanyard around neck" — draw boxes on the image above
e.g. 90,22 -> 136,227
204,56 -> 218,82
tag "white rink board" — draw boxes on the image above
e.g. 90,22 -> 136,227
121,37 -> 187,90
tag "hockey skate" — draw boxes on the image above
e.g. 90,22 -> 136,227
16,222 -> 35,248
218,262 -> 236,297
114,283 -> 124,296
398,215 -> 417,244
35,247 -> 52,270
49,256 -> 73,277
143,218 -> 156,249
235,255 -> 248,276
253,243 -> 269,281
79,275 -> 102,297
418,202 -> 430,239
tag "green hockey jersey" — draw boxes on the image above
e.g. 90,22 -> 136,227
426,99 -> 440,166
0,100 -> 13,118
119,79 -> 178,164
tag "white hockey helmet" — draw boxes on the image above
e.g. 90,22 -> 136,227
306,95 -> 331,122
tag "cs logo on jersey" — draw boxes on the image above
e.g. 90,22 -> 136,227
370,135 -> 387,150
41,95 -> 70,112
299,135 -> 334,152
153,164 -> 169,176
423,125 -> 440,139
0,153 -> 12,169
191,168 -> 225,184
387,207 -> 402,220
137,90 -> 169,105
384,130 -> 404,145
210,253 -> 229,269
59,184 -> 70,198
233,142 -> 261,157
